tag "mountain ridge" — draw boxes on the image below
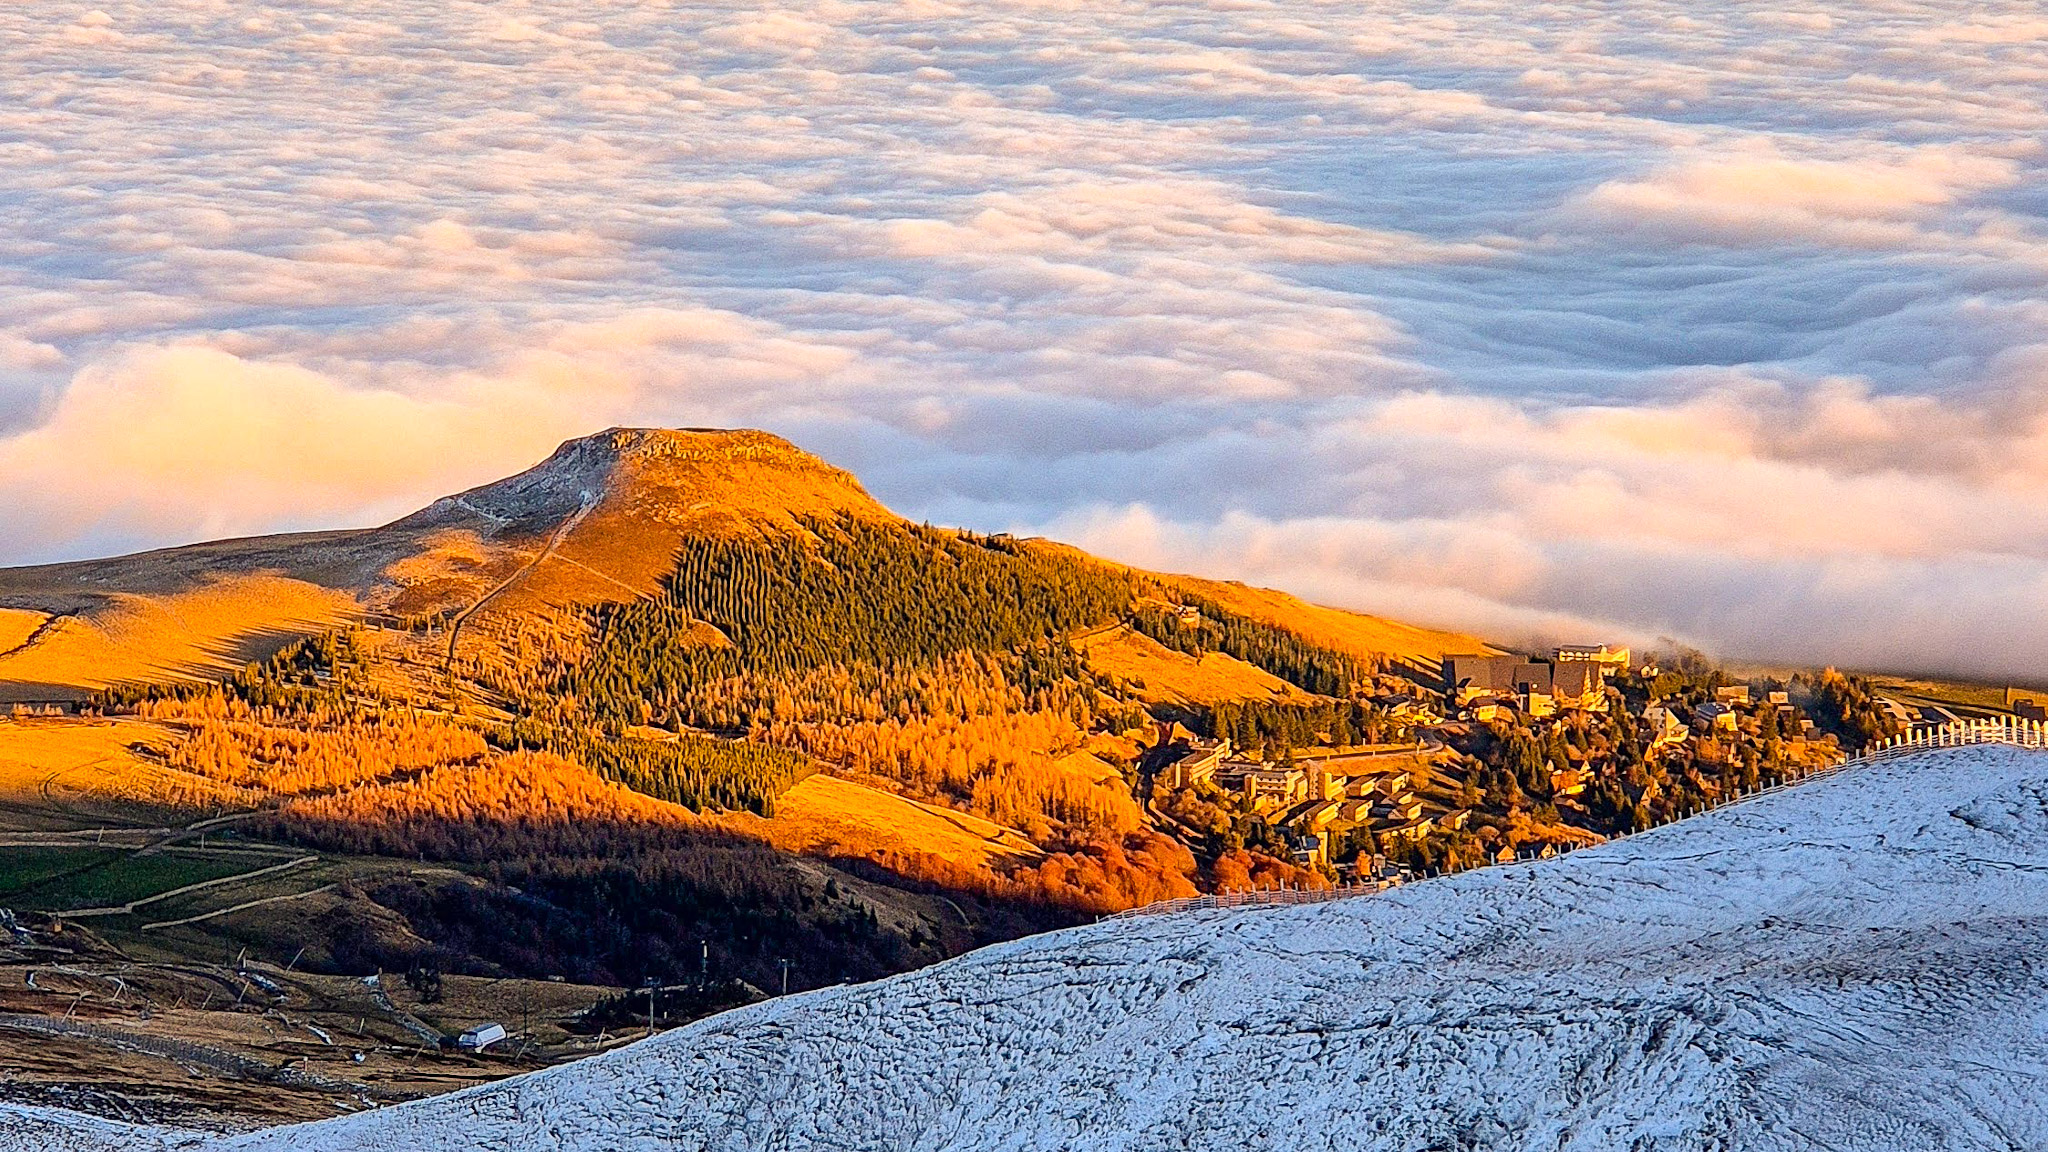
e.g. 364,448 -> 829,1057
0,427 -> 1490,700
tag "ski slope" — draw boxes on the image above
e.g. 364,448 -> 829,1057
20,744 -> 2048,1151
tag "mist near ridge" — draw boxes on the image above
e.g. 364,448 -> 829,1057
0,1 -> 2043,680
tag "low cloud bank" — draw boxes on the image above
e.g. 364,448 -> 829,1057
0,0 -> 2043,680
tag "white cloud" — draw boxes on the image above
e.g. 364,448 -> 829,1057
1572,145 -> 2018,247
0,0 -> 2044,679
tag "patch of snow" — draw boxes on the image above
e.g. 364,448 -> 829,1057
67,748 -> 2048,1148
0,1103 -> 186,1151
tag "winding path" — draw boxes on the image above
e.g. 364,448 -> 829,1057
63,856 -> 318,919
444,493 -> 597,666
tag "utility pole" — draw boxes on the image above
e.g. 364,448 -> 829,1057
699,941 -> 708,988
645,979 -> 657,1035
779,958 -> 790,996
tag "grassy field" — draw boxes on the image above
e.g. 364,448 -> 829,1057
0,715 -> 224,831
0,574 -> 355,700
0,846 -> 268,912
1075,624 -> 1319,707
0,608 -> 46,654
720,773 -> 1044,870
1163,575 -> 1497,670
1866,674 -> 2048,719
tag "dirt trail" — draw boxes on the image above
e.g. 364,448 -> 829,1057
64,856 -> 317,919
445,493 -> 597,665
140,883 -> 338,933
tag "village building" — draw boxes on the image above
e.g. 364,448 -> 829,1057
1444,655 -> 1553,705
1693,701 -> 1739,734
1353,770 -> 1411,798
1643,706 -> 1688,750
1552,662 -> 1606,711
1214,760 -> 1308,807
1299,800 -> 1342,831
1372,796 -> 1425,822
1469,699 -> 1513,723
1554,644 -> 1630,675
1714,685 -> 1751,705
1289,833 -> 1327,867
1159,735 -> 1229,790
1381,815 -> 1435,843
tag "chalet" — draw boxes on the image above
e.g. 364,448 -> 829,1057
1549,768 -> 1588,797
1440,808 -> 1471,831
1714,685 -> 1751,705
1554,644 -> 1630,675
1444,656 -> 1553,705
1378,697 -> 1445,726
2017,698 -> 2048,723
1469,699 -> 1513,723
1337,798 -> 1376,822
1552,662 -> 1606,711
1175,604 -> 1202,627
1693,702 -> 1738,734
1766,690 -> 1790,707
1643,706 -> 1688,750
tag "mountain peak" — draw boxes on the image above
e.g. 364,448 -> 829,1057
377,427 -> 896,620
399,427 -> 883,537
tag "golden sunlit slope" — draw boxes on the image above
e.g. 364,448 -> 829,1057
717,774 -> 1044,872
1162,574 -> 1497,668
1074,624 -> 1320,707
0,577 -> 356,702
0,608 -> 46,654
0,715 -> 209,822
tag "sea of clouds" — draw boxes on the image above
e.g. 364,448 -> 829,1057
1,1 -> 2044,680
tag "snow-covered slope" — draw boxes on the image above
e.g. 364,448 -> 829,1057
44,745 -> 2048,1150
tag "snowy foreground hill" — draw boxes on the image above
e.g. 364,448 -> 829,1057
17,744 -> 2048,1152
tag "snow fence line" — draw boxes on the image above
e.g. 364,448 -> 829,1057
1107,719 -> 2048,922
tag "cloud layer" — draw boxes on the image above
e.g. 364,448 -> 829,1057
0,1 -> 2044,681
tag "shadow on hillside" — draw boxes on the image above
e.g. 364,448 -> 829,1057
227,808 -> 1078,1001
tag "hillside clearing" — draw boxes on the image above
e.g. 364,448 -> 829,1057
0,577 -> 356,701
720,774 -> 1044,871
1074,625 -> 1318,707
